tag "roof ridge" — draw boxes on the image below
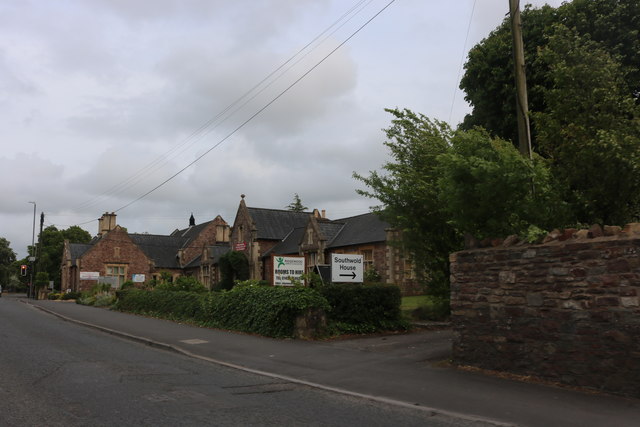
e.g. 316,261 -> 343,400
248,206 -> 313,214
333,211 -> 377,222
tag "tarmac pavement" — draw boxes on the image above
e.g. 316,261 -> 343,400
23,297 -> 640,427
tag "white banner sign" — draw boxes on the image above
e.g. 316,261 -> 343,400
273,256 -> 305,286
79,271 -> 99,280
132,274 -> 145,283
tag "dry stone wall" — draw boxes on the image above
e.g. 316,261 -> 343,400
450,224 -> 640,397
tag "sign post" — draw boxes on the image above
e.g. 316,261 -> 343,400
330,254 -> 364,283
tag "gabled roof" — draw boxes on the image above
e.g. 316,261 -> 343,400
318,221 -> 345,244
209,244 -> 231,264
328,213 -> 389,248
184,254 -> 202,269
129,234 -> 189,269
260,212 -> 390,259
263,227 -> 305,257
247,207 -> 312,240
69,243 -> 93,266
170,219 -> 213,244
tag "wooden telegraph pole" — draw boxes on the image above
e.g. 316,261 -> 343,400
509,0 -> 532,159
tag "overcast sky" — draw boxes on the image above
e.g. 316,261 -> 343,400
1,0 -> 563,258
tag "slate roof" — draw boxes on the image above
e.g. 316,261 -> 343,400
129,234 -> 189,269
260,212 -> 390,259
184,254 -> 201,269
263,227 -> 305,257
170,220 -> 213,243
69,243 -> 93,266
328,213 -> 389,248
247,207 -> 312,240
209,244 -> 231,264
318,221 -> 345,244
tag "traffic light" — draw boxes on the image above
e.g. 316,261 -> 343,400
20,264 -> 27,276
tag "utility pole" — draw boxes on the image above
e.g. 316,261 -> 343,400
509,0 -> 532,159
28,201 -> 36,298
37,211 -> 44,291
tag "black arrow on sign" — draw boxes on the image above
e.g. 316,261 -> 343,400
339,272 -> 356,279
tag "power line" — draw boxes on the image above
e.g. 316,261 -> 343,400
72,0 -> 374,213
113,0 -> 397,214
448,0 -> 477,125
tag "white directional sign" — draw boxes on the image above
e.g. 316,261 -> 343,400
331,254 -> 363,283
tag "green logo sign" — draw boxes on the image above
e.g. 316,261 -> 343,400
276,257 -> 285,268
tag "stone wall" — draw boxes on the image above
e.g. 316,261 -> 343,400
450,224 -> 640,397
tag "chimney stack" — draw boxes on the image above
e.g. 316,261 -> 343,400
98,212 -> 117,236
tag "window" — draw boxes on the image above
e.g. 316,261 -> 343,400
361,249 -> 374,271
105,264 -> 126,287
402,258 -> 415,280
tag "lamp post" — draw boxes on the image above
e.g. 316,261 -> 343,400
28,201 -> 36,298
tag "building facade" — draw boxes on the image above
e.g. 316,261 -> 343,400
230,196 -> 421,295
61,212 -> 230,292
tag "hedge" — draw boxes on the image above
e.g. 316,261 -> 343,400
114,283 -> 406,338
115,286 -> 330,338
204,285 -> 330,338
319,284 -> 406,333
114,289 -> 206,321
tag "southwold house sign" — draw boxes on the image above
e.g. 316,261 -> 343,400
272,256 -> 305,286
331,253 -> 363,283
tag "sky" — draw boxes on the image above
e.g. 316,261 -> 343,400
1,0 -> 564,258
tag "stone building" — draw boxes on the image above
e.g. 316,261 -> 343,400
61,212 -> 230,292
230,196 -> 420,295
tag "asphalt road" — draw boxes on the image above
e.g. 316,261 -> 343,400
0,295 -> 495,426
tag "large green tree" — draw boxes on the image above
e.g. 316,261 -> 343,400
38,225 -> 92,289
0,237 -> 17,287
534,25 -> 640,224
460,0 -> 640,225
460,0 -> 640,148
355,109 -> 459,297
355,109 -> 562,296
437,128 -> 567,240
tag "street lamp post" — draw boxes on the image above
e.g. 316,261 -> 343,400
28,201 -> 36,299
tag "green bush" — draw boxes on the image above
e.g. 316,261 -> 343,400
94,294 -> 116,307
62,291 -> 81,300
218,251 -> 249,290
114,289 -> 206,321
155,276 -> 206,293
206,286 -> 330,338
77,283 -> 114,306
319,284 -> 407,333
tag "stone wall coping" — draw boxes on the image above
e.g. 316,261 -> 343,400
460,223 -> 640,252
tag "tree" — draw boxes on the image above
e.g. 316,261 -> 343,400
38,225 -> 92,290
285,193 -> 308,212
437,128 -> 567,240
355,109 -> 567,297
0,237 -> 17,287
354,109 -> 460,297
534,25 -> 640,224
460,0 -> 640,225
218,251 -> 249,290
460,0 -> 640,148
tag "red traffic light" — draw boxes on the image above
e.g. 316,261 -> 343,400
20,265 -> 27,276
